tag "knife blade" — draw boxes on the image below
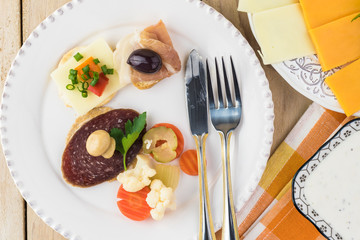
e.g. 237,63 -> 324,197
185,49 -> 216,240
185,49 -> 208,136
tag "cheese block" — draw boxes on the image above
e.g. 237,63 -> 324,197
300,0 -> 360,29
253,3 -> 315,64
238,0 -> 298,13
310,12 -> 360,71
51,39 -> 123,115
325,58 -> 360,116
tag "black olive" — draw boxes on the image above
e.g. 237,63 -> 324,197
127,49 -> 162,74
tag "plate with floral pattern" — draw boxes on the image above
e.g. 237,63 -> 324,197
292,118 -> 360,239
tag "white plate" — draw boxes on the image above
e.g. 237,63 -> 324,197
0,1 -> 274,239
248,13 -> 351,115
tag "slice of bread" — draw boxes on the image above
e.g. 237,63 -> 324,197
133,78 -> 161,90
65,106 -> 113,144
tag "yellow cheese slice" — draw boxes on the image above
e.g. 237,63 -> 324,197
309,12 -> 360,71
253,3 -> 315,65
300,0 -> 360,29
51,39 -> 123,115
238,0 -> 298,13
325,58 -> 360,117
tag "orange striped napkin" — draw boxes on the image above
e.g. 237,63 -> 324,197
236,103 -> 355,239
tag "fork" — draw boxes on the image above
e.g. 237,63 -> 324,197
206,57 -> 242,240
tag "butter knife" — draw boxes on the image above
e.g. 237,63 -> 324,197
185,49 -> 216,240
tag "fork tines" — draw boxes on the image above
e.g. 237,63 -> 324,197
206,57 -> 242,110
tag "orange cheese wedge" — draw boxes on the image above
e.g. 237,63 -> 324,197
325,58 -> 360,116
300,0 -> 360,29
309,12 -> 360,71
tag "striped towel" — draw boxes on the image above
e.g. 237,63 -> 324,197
237,103 -> 355,239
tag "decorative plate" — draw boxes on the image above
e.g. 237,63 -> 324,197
0,0 -> 274,239
247,13 -> 355,115
292,118 -> 360,240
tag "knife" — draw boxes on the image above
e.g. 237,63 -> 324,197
185,49 -> 216,240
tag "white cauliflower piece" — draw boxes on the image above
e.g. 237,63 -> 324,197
146,179 -> 176,220
117,154 -> 156,192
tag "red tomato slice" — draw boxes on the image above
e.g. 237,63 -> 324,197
116,185 -> 151,221
152,123 -> 184,158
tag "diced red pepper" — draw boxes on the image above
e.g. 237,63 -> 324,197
88,72 -> 109,97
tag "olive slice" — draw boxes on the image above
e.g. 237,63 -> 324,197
127,49 -> 162,74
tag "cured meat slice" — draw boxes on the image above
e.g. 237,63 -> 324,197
62,108 -> 145,187
131,20 -> 181,89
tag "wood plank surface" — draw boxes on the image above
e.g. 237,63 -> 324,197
0,0 -> 25,240
0,0 -> 311,239
22,1 -> 67,239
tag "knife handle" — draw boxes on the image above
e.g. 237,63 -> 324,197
194,134 -> 216,240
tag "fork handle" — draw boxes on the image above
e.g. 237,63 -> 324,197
194,134 -> 216,240
220,131 -> 240,240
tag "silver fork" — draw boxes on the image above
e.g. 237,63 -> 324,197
206,57 -> 242,240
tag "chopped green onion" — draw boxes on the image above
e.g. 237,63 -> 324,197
74,52 -> 83,62
92,71 -> 99,79
82,81 -> 89,90
90,78 -> 99,86
68,74 -> 78,84
82,91 -> 88,98
82,64 -> 90,73
69,69 -> 77,75
107,68 -> 114,75
66,84 -> 75,90
90,71 -> 100,86
81,74 -> 88,81
101,65 -> 108,75
93,58 -> 100,64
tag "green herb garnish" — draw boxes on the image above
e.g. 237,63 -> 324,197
66,84 -> 75,90
69,69 -> 78,75
110,112 -> 147,171
81,91 -> 88,98
68,74 -> 78,84
352,13 -> 360,22
107,68 -> 114,75
82,81 -> 89,90
93,58 -> 100,64
90,71 -> 100,86
82,64 -> 90,73
101,65 -> 108,75
81,74 -> 88,81
74,52 -> 83,62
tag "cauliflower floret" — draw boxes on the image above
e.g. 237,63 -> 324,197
117,154 -> 156,192
146,179 -> 176,220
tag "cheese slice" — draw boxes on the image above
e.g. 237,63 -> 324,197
325,58 -> 360,116
300,0 -> 360,29
238,0 -> 298,13
310,12 -> 360,71
51,39 -> 123,115
253,3 -> 315,65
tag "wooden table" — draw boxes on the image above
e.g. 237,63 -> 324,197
0,0 -> 311,239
